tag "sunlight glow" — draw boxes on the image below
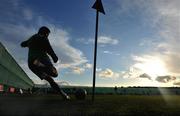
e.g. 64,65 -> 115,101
134,56 -> 169,80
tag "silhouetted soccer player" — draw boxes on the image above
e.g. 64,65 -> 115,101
21,26 -> 70,100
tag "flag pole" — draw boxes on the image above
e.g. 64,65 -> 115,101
92,0 -> 105,102
92,10 -> 99,102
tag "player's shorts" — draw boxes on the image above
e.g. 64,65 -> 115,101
28,58 -> 58,80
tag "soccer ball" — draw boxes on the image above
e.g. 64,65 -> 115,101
75,88 -> 87,100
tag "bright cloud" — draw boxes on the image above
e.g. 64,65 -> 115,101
77,36 -> 119,46
48,25 -> 88,67
71,67 -> 85,74
98,68 -> 119,79
83,63 -> 92,69
103,50 -> 120,56
98,36 -> 119,45
103,51 -> 113,54
121,66 -> 142,79
68,63 -> 92,75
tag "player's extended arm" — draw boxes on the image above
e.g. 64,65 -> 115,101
45,39 -> 58,63
20,40 -> 29,47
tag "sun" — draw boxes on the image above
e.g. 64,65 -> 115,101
143,59 -> 167,77
134,56 -> 169,79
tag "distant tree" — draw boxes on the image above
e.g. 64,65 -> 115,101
114,86 -> 118,94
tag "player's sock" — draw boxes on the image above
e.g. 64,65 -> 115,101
49,78 -> 70,100
60,90 -> 70,100
45,76 -> 70,100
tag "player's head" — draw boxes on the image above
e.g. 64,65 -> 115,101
38,26 -> 50,37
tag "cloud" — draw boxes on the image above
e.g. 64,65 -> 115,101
71,67 -> 85,74
103,51 -> 113,54
139,73 -> 152,80
83,63 -> 92,69
173,81 -> 180,86
68,63 -> 92,75
48,25 -> 88,67
0,0 -> 35,23
0,24 -> 36,42
98,36 -> 119,45
23,8 -> 33,21
103,50 -> 121,56
121,66 -> 142,78
98,68 -> 119,79
96,68 -> 102,72
160,53 -> 180,75
156,75 -> 176,83
77,36 -> 119,46
139,37 -> 160,47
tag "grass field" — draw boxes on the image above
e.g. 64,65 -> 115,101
0,94 -> 180,116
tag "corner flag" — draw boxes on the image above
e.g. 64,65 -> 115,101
92,0 -> 105,15
92,0 -> 105,101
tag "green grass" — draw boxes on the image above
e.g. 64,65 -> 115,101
0,94 -> 180,116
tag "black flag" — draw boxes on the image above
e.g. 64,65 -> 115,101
92,0 -> 105,14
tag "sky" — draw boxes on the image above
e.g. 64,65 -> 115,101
0,0 -> 180,87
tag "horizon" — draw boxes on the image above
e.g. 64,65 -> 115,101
34,82 -> 180,88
